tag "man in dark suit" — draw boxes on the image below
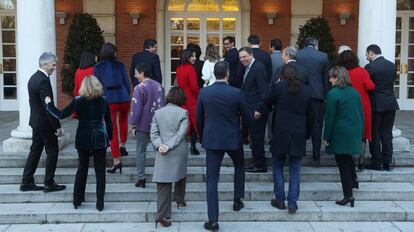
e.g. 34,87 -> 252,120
20,52 -> 66,193
270,38 -> 284,79
239,47 -> 269,173
296,37 -> 330,161
196,61 -> 250,231
187,43 -> 204,89
223,36 -> 241,88
272,46 -> 309,85
130,39 -> 162,86
248,34 -> 273,81
364,44 -> 399,171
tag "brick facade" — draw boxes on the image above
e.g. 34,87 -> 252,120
54,0 -> 359,107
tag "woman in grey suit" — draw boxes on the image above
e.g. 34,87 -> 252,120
150,87 -> 189,228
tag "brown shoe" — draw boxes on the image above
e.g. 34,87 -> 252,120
135,179 -> 146,188
155,218 -> 171,228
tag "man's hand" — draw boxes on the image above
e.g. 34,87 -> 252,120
45,96 -> 51,104
254,111 -> 262,120
55,128 -> 63,137
323,140 -> 330,146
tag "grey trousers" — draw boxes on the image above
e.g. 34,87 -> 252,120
136,131 -> 150,180
156,178 -> 186,219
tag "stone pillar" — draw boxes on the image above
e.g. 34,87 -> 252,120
357,0 -> 396,66
3,0 -> 60,152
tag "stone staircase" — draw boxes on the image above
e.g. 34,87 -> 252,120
0,142 -> 414,225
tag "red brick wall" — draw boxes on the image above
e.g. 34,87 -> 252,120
55,0 -> 83,108
250,0 -> 291,51
115,0 -> 157,72
323,0 -> 359,54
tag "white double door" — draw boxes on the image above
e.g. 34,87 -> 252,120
396,12 -> 414,110
165,12 -> 240,91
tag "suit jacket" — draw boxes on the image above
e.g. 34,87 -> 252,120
224,47 -> 241,88
271,61 -> 309,86
296,46 -> 330,100
364,56 -> 399,112
194,59 -> 205,89
271,51 -> 283,79
241,60 -> 269,115
130,50 -> 162,85
151,103 -> 189,183
196,82 -> 251,150
263,81 -> 312,158
28,70 -> 61,131
46,96 -> 113,150
252,48 -> 272,81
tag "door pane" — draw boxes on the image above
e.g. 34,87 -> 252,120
3,58 -> 15,71
0,0 -> 15,10
168,0 -> 185,11
207,34 -> 219,45
395,87 -> 400,98
171,35 -> 184,45
223,18 -> 236,30
207,18 -> 220,30
2,44 -> 15,57
222,0 -> 239,11
171,59 -> 180,72
187,18 -> 200,30
397,17 -> 402,30
1,16 -> 14,29
2,30 -> 14,43
396,45 -> 401,58
408,87 -> 414,98
3,87 -> 16,99
408,73 -> 414,85
188,34 -> 200,45
3,73 -> 15,85
171,18 -> 184,30
171,45 -> 183,58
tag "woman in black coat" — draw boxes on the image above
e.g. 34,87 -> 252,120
45,75 -> 112,211
260,65 -> 312,214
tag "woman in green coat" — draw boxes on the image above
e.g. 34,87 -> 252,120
323,66 -> 363,207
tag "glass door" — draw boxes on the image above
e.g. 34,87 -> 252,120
166,13 -> 239,91
0,13 -> 16,111
396,12 -> 414,110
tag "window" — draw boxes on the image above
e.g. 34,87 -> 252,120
168,0 -> 239,12
0,0 -> 15,10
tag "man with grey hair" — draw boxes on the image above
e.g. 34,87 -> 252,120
271,46 -> 309,85
20,52 -> 66,192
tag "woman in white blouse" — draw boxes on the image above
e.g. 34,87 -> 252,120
202,44 -> 221,87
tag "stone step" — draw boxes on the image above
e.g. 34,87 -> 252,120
3,222 -> 414,232
1,151 -> 414,168
0,200 -> 412,224
2,167 -> 414,184
1,182 -> 414,203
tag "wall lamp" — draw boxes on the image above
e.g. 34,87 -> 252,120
339,12 -> 351,25
56,11 -> 66,25
266,13 -> 277,25
129,12 -> 140,25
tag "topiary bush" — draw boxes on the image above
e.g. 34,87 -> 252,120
296,17 -> 336,63
61,13 -> 105,96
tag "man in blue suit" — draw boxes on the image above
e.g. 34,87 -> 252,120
196,61 -> 250,231
130,39 -> 162,86
223,36 -> 241,88
296,37 -> 330,161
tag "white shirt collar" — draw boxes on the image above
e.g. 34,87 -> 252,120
38,68 -> 49,77
286,59 -> 296,64
372,55 -> 383,62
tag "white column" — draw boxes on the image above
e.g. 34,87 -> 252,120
11,0 -> 56,139
358,0 -> 396,66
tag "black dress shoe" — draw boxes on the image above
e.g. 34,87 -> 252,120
245,163 -> 255,169
233,198 -> 244,211
271,198 -> 286,210
96,200 -> 104,211
135,179 -> 146,188
312,152 -> 320,161
190,146 -> 200,155
365,165 -> 384,171
204,221 -> 219,231
245,166 -> 267,173
288,207 -> 298,214
20,183 -> 43,192
383,163 -> 392,171
43,183 -> 66,193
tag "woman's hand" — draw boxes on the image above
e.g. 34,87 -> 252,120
45,96 -> 51,104
158,144 -> 170,155
323,140 -> 330,146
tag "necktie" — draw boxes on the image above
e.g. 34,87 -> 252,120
243,65 -> 250,83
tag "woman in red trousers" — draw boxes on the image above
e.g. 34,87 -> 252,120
338,50 -> 375,172
176,49 -> 200,155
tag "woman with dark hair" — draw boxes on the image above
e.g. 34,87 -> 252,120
176,49 -> 200,155
187,43 -> 204,88
151,87 -> 189,228
94,43 -> 131,172
202,44 -> 221,86
337,50 -> 375,171
323,66 -> 364,208
74,50 -> 96,97
260,65 -> 312,214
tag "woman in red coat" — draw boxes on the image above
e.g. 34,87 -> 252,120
176,49 -> 200,155
338,50 -> 375,171
74,50 -> 96,97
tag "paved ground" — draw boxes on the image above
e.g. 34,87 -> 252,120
1,111 -> 413,143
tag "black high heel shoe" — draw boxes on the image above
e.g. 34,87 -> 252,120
335,197 -> 355,207
96,200 -> 104,211
352,181 -> 359,189
107,163 -> 122,174
155,218 -> 171,228
190,146 -> 200,155
176,201 -> 187,209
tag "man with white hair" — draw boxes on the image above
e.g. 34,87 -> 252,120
338,45 -> 352,55
271,46 -> 309,85
20,52 -> 66,193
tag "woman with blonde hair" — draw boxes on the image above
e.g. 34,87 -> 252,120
202,44 -> 221,87
323,66 -> 363,207
45,75 -> 112,211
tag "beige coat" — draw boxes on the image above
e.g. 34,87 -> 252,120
150,104 -> 189,183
